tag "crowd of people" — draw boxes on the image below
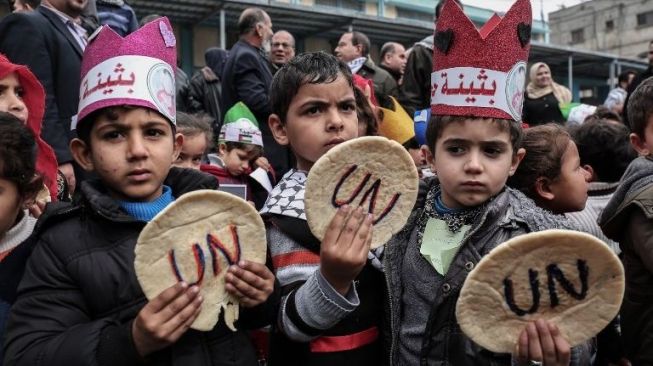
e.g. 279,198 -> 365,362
0,0 -> 653,365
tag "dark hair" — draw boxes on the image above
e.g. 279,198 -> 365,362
139,14 -> 162,28
238,8 -> 267,36
271,51 -> 353,124
176,112 -> 213,148
0,112 -> 43,199
77,106 -> 175,146
618,70 -> 636,84
435,0 -> 462,19
350,31 -> 370,57
507,124 -> 570,199
425,115 -> 523,155
12,0 -> 40,11
626,76 -> 653,138
403,137 -> 420,150
380,42 -> 398,61
353,86 -> 378,136
570,119 -> 636,182
584,106 -> 621,124
220,141 -> 263,159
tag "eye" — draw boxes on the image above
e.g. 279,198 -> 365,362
145,128 -> 165,137
484,147 -> 503,157
446,146 -> 465,155
192,156 -> 202,164
102,130 -> 124,141
15,87 -> 25,99
305,106 -> 321,115
341,102 -> 356,112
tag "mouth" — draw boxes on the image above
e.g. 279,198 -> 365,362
127,169 -> 152,182
461,181 -> 485,188
325,137 -> 345,148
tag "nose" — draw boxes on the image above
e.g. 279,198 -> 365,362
325,108 -> 345,132
127,134 -> 148,160
8,92 -> 26,113
464,151 -> 483,174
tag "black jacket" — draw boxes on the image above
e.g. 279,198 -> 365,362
221,40 -> 292,177
3,168 -> 277,366
398,37 -> 432,117
187,67 -> 223,134
0,6 -> 83,163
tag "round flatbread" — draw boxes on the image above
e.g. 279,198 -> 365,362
134,190 -> 267,331
456,229 -> 624,353
305,136 -> 419,248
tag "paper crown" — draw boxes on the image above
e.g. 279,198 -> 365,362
431,0 -> 532,121
378,97 -> 415,145
76,17 -> 177,128
219,102 -> 263,147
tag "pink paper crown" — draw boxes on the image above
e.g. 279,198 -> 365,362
76,17 -> 177,128
431,0 -> 532,121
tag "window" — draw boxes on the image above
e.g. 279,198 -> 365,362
571,28 -> 584,44
605,19 -> 614,32
396,7 -> 433,23
637,11 -> 653,27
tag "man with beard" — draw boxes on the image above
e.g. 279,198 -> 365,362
222,7 -> 292,176
0,0 -> 89,194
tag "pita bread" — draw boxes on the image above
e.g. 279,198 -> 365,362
305,136 -> 419,248
456,229 -> 624,353
134,190 -> 267,331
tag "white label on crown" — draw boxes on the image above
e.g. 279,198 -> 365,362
431,62 -> 526,121
78,55 -> 175,123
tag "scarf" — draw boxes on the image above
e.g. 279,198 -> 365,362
526,62 -> 572,104
348,57 -> 367,75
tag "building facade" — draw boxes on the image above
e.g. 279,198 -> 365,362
550,0 -> 653,60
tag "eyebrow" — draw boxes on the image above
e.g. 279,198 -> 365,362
442,138 -> 509,147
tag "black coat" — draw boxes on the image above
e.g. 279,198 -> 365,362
221,40 -> 292,177
0,6 -> 82,163
3,168 -> 277,366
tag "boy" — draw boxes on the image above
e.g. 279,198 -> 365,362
3,18 -> 275,366
383,1 -> 587,365
261,51 -> 380,365
172,112 -> 213,170
600,76 -> 653,364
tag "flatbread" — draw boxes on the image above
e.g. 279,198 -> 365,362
305,136 -> 419,248
456,229 -> 624,353
134,190 -> 267,331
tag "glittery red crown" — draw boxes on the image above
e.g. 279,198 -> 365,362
77,17 -> 177,127
431,0 -> 532,121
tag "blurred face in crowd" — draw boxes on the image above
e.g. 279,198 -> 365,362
335,33 -> 361,63
47,0 -> 88,18
218,144 -> 259,176
173,133 -> 207,170
0,177 -> 23,242
269,73 -> 358,171
71,108 -> 182,202
257,13 -> 274,52
383,44 -> 407,75
543,140 -> 590,214
0,73 -> 28,124
271,31 -> 295,66
12,0 -> 34,12
535,65 -> 552,88
428,119 -> 524,209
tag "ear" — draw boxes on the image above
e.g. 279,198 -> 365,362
630,132 -> 650,156
268,114 -> 289,146
172,133 -> 184,160
70,138 -> 95,172
421,145 -> 435,171
508,147 -> 526,176
218,143 -> 228,155
534,177 -> 555,201
582,164 -> 596,182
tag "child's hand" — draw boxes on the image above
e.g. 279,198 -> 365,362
255,157 -> 272,172
514,319 -> 571,366
225,260 -> 275,308
320,205 -> 373,296
132,282 -> 202,357
28,200 -> 47,218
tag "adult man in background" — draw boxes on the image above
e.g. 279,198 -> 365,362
269,30 -> 295,74
604,70 -> 635,115
335,30 -> 397,97
0,0 -> 89,192
222,7 -> 292,176
379,41 -> 406,85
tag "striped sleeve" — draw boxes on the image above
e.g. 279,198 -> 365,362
268,225 -> 359,342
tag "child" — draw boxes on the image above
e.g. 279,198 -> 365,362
3,18 -> 275,366
508,124 -> 591,215
261,51 -> 380,365
600,76 -> 653,364
383,1 -> 588,365
0,114 -> 43,365
172,112 -> 213,170
0,53 -> 61,202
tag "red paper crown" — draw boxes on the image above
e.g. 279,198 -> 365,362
76,17 -> 177,128
431,0 -> 532,121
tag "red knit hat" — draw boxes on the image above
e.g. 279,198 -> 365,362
431,0 -> 532,122
0,53 -> 59,200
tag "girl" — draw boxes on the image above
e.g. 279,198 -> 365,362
508,123 -> 591,214
0,113 -> 43,364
